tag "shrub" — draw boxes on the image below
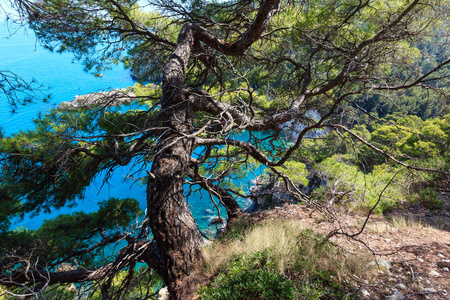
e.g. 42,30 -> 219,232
199,267 -> 295,300
201,221 -> 370,299
416,188 -> 445,212
311,155 -> 407,214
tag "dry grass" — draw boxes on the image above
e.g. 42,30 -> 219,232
201,219 -> 374,284
361,215 -> 435,235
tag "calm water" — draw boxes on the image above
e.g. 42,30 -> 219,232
1,23 -> 255,231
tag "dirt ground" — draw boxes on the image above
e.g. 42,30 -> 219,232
245,192 -> 450,299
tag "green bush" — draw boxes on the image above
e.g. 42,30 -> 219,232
199,250 -> 295,300
312,155 -> 405,214
201,226 -> 361,299
199,268 -> 295,300
416,188 -> 445,212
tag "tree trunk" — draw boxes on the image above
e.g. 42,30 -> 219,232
146,23 -> 206,299
145,5 -> 281,292
147,136 -> 206,299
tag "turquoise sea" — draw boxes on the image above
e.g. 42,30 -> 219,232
0,22 -> 256,231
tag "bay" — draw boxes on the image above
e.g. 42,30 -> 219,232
1,23 -> 256,232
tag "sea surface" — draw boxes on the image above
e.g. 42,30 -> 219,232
0,23 -> 256,231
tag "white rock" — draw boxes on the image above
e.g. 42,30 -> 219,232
429,269 -> 440,277
443,267 -> 449,272
157,287 -> 170,300
376,259 -> 392,270
437,252 -> 445,259
437,260 -> 450,268
385,289 -> 405,300
359,288 -> 371,298
423,288 -> 437,293
395,283 -> 407,290
417,257 -> 424,262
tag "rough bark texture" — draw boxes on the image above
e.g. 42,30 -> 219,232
146,24 -> 206,299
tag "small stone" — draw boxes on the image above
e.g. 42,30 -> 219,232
385,239 -> 391,243
437,253 -> 445,259
443,267 -> 449,272
395,283 -> 407,290
385,289 -> 405,300
157,287 -> 169,300
423,288 -> 436,293
417,257 -> 424,262
359,288 -> 370,298
437,260 -> 450,268
376,259 -> 392,271
429,269 -> 440,277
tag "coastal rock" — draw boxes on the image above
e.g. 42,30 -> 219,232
58,89 -> 136,109
210,216 -> 225,225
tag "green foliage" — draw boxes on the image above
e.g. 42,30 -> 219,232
199,250 -> 296,300
274,160 -> 309,187
0,84 -> 161,218
415,188 -> 445,212
355,87 -> 446,119
287,114 -> 450,216
312,155 -> 405,214
90,267 -> 164,300
0,188 -> 18,233
0,124 -> 102,215
0,198 -> 143,268
295,270 -> 353,300
202,224 -> 360,300
0,267 -> 163,300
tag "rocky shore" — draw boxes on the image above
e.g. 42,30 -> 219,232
58,88 -> 137,110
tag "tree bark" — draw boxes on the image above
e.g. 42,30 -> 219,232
146,24 -> 206,299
